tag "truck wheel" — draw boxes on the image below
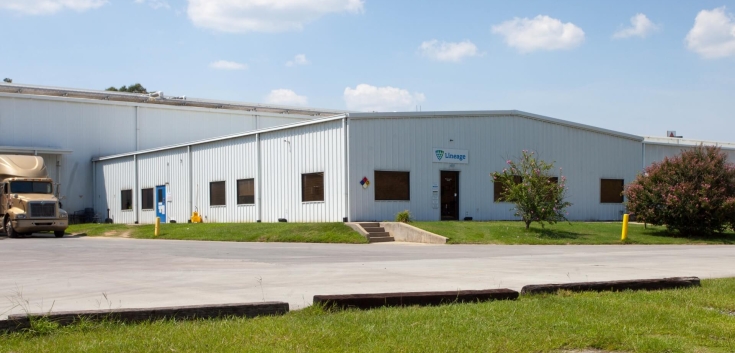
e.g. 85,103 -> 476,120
5,219 -> 17,238
54,231 -> 65,238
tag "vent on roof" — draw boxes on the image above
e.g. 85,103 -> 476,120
667,131 -> 683,138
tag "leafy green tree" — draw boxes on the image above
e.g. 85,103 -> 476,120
105,83 -> 148,93
491,150 -> 571,229
624,145 -> 735,236
3,78 -> 12,83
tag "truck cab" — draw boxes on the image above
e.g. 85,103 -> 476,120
0,155 -> 68,238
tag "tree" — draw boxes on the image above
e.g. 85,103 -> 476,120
105,83 -> 148,93
3,78 -> 12,83
624,145 -> 735,236
491,150 -> 572,229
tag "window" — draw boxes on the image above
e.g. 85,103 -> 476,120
210,181 -> 226,206
141,188 -> 154,210
121,190 -> 133,210
375,171 -> 410,201
600,179 -> 624,203
10,181 -> 52,194
493,175 -> 522,202
302,173 -> 324,202
237,179 -> 255,205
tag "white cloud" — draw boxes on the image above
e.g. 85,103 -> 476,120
685,7 -> 735,59
286,54 -> 310,67
265,89 -> 308,106
187,0 -> 365,33
209,60 -> 248,70
419,40 -> 479,62
134,0 -> 170,10
343,84 -> 425,112
491,15 -> 585,53
0,0 -> 107,15
613,13 -> 659,39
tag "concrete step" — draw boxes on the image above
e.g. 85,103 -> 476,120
359,222 -> 380,228
369,236 -> 395,243
367,232 -> 391,238
362,227 -> 385,233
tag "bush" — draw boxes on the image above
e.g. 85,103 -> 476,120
491,150 -> 572,229
395,210 -> 411,223
624,145 -> 735,236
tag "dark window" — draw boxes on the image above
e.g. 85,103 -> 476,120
601,179 -> 624,203
210,181 -> 226,206
141,188 -> 154,210
121,190 -> 133,210
237,179 -> 255,205
375,171 -> 410,201
493,175 -> 522,202
302,173 -> 324,202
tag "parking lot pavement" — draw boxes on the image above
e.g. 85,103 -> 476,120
1,235 -> 734,319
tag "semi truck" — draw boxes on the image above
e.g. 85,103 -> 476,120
0,155 -> 68,238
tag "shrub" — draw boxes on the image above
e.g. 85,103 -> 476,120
491,150 -> 572,229
624,145 -> 735,236
395,210 -> 411,223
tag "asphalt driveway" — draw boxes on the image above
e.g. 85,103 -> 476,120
1,235 -> 734,319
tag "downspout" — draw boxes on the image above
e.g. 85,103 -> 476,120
92,160 -> 96,214
188,145 -> 192,222
343,115 -> 350,222
256,133 -> 262,222
134,154 -> 139,224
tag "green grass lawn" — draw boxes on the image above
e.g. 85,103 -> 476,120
65,222 -> 367,244
2,278 -> 734,352
412,221 -> 735,245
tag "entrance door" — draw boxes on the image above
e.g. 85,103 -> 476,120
440,171 -> 459,220
156,185 -> 166,223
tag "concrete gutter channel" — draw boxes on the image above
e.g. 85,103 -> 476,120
0,277 -> 699,333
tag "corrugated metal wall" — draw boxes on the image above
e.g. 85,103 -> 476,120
137,148 -> 190,224
0,93 -> 317,216
96,118 -> 346,224
191,136 -> 258,223
644,143 -> 735,167
259,120 -> 346,222
95,157 -> 136,224
348,115 -> 642,222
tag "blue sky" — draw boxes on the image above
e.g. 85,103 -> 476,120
1,0 -> 734,141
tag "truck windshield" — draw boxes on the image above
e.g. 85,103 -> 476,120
10,181 -> 52,194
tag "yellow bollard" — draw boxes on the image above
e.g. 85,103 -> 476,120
621,213 -> 629,241
155,217 -> 160,237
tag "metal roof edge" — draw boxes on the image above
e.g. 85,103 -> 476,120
0,91 -> 322,120
0,83 -> 344,117
643,137 -> 735,151
93,114 -> 347,162
347,110 -> 644,141
0,146 -> 73,155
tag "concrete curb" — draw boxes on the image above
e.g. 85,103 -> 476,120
380,222 -> 448,244
313,289 -> 518,309
520,276 -> 701,295
344,222 -> 370,241
0,302 -> 289,333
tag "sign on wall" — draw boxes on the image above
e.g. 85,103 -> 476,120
432,148 -> 469,164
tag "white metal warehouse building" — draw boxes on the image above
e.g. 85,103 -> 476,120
0,83 -> 341,216
92,110 -> 735,224
3,82 -> 734,224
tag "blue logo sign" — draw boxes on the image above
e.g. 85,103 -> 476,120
435,150 -> 444,160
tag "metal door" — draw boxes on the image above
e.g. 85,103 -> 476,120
440,171 -> 459,220
156,185 -> 166,223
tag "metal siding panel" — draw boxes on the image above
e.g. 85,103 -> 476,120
191,136 -> 258,223
260,120 -> 344,222
349,115 -> 642,222
137,148 -> 190,224
95,157 -> 136,224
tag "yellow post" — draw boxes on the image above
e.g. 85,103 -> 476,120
155,217 -> 160,237
621,213 -> 629,241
